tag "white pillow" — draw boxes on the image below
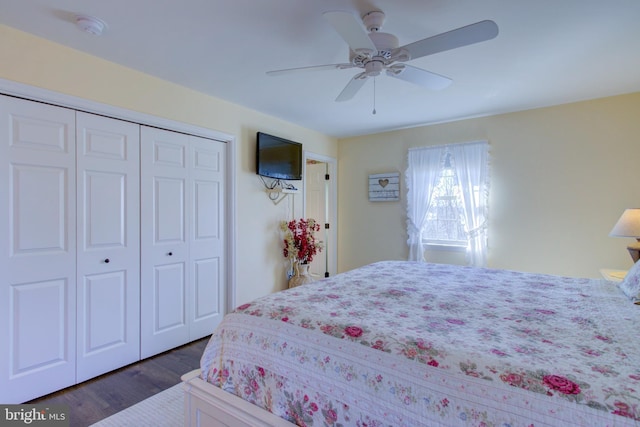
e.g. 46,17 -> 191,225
619,260 -> 640,302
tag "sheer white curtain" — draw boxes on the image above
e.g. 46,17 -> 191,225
450,141 -> 490,267
405,146 -> 445,261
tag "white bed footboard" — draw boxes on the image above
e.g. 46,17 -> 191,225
181,370 -> 295,427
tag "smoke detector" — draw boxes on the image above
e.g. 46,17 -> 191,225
75,14 -> 107,36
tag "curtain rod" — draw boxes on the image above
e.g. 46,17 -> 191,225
408,140 -> 488,152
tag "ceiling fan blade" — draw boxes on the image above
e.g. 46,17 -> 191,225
386,64 -> 452,90
335,75 -> 368,102
266,63 -> 354,76
324,11 -> 376,55
393,20 -> 498,61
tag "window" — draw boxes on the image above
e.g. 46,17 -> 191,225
406,141 -> 489,266
423,153 -> 467,247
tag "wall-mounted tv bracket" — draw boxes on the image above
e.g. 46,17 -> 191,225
260,177 -> 299,205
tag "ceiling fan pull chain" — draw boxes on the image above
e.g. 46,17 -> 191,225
372,77 -> 377,115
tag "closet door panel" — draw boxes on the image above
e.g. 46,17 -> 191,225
81,272 -> 127,341
155,177 -> 185,242
12,166 -> 66,252
189,136 -> 226,340
0,95 -> 76,403
141,126 -> 189,358
76,112 -> 140,382
11,279 -> 69,371
154,263 -> 186,330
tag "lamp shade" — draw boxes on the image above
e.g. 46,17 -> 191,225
610,208 -> 640,238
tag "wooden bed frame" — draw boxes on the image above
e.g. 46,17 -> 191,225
181,369 -> 295,427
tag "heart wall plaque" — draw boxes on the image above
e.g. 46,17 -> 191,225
368,172 -> 400,202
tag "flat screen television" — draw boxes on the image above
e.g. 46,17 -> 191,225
256,132 -> 303,181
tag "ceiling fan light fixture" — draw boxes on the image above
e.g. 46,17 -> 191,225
364,60 -> 384,76
75,14 -> 107,36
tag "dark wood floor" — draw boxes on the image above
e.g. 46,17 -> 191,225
29,337 -> 209,427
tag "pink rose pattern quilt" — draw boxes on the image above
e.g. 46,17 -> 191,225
200,261 -> 640,426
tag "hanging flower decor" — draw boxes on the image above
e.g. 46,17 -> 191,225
280,218 -> 323,264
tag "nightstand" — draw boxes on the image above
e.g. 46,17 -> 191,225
600,269 -> 627,283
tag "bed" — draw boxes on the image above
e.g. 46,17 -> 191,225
182,261 -> 640,426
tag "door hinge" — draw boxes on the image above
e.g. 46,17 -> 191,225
324,223 -> 330,229
325,174 -> 330,180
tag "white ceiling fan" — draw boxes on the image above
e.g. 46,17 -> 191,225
267,10 -> 499,102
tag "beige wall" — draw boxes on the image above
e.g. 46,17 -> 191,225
338,92 -> 640,278
0,25 -> 338,305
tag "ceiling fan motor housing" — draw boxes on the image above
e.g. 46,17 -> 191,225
369,32 -> 398,58
350,32 -> 399,66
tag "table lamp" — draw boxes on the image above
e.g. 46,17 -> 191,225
610,208 -> 640,263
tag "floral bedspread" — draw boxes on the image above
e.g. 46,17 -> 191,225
200,261 -> 640,426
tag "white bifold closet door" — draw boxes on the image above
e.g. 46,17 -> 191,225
0,95 -> 77,403
0,93 -> 227,403
140,126 -> 226,359
75,112 -> 140,382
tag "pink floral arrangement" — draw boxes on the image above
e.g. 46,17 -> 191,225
280,218 -> 323,264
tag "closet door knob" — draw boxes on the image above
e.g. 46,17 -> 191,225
168,252 -> 173,256
104,258 -> 110,264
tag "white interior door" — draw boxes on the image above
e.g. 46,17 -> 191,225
305,161 -> 328,278
140,126 -> 190,358
76,112 -> 140,382
188,135 -> 226,340
0,95 -> 77,403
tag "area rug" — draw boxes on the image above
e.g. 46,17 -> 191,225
90,383 -> 183,426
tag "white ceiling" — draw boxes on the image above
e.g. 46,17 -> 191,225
1,0 -> 639,138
